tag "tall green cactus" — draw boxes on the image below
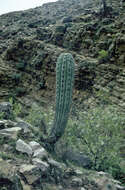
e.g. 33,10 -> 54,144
49,53 -> 75,143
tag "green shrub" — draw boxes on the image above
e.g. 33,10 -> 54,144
9,97 -> 22,119
25,105 -> 54,137
15,62 -> 26,71
15,87 -> 26,96
62,106 -> 125,179
0,98 -> 22,120
0,152 -> 13,160
11,73 -> 21,83
98,50 -> 109,63
0,112 -> 4,120
55,25 -> 66,33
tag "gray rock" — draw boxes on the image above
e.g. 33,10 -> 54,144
0,120 -> 6,129
32,158 -> 49,172
0,159 -> 23,189
116,184 -> 125,190
16,139 -> 32,155
48,158 -> 66,170
71,177 -> 83,187
19,164 -> 41,185
0,120 -> 17,129
62,149 -> 92,169
29,141 -> 41,151
93,176 -> 117,190
111,179 -> 125,190
33,147 -> 48,159
81,188 -> 86,190
0,102 -> 12,119
74,169 -> 83,176
20,180 -> 31,190
0,127 -> 22,139
15,118 -> 31,133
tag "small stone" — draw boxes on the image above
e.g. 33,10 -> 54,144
81,188 -> 86,190
29,141 -> 41,151
71,177 -> 83,187
20,180 -> 31,190
32,158 -> 49,172
33,147 -> 48,159
16,118 -> 31,133
74,169 -> 83,175
47,158 -> 66,169
98,171 -> 110,177
16,139 -> 32,155
115,184 -> 125,190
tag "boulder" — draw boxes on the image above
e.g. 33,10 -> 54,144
80,188 -> 86,190
16,139 -> 32,155
32,158 -> 49,172
0,159 -> 23,190
33,147 -> 48,160
62,149 -> 92,169
29,141 -> 41,151
19,164 -> 41,185
71,177 -> 83,187
0,120 -> 17,129
48,158 -> 66,170
0,127 -> 22,139
15,118 -> 31,133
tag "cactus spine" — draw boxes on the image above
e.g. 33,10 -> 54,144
49,53 -> 75,142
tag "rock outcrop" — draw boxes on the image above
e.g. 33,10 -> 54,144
0,117 -> 125,190
0,0 -> 125,111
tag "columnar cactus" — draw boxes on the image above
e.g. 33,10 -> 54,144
49,53 -> 75,142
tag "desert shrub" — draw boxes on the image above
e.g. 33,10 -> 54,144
11,73 -> 21,83
25,105 -> 54,136
93,89 -> 111,105
0,98 -> 22,120
0,112 -> 4,120
98,49 -> 109,63
9,97 -> 22,119
15,87 -> 26,96
62,105 -> 125,179
15,62 -> 26,71
55,25 -> 67,33
0,152 -> 13,160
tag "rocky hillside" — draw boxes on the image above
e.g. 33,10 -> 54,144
0,0 -> 125,111
0,103 -> 125,190
0,0 -> 125,189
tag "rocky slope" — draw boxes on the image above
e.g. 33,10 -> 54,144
0,0 -> 125,111
0,104 -> 125,190
0,0 -> 125,189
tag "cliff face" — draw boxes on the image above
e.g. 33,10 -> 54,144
0,0 -> 125,111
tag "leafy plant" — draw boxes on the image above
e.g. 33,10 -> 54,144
25,105 -> 54,137
0,112 -> 4,120
9,97 -> 22,120
11,73 -> 22,84
15,87 -> 26,96
62,105 -> 125,179
0,152 -> 13,160
15,62 -> 26,71
98,49 -> 109,63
